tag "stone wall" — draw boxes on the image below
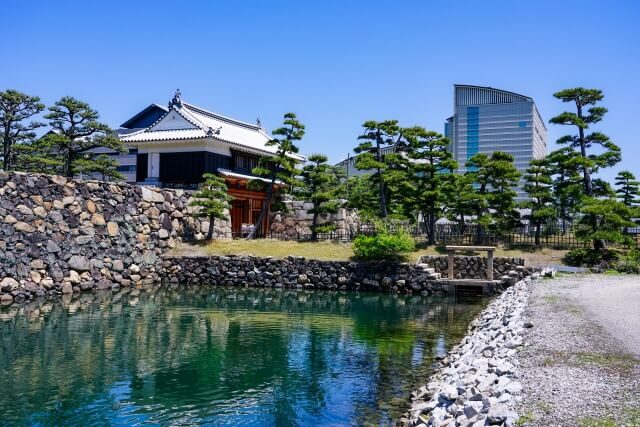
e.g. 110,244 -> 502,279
270,199 -> 359,238
418,255 -> 525,280
162,255 -> 447,294
0,172 -> 230,304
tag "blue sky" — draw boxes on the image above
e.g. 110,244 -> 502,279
2,0 -> 639,182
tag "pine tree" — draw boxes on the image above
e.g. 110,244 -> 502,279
484,151 -> 522,235
546,147 -> 582,234
0,90 -> 45,170
465,153 -> 491,243
443,173 -> 476,235
466,152 -> 521,242
354,120 -> 403,218
11,136 -> 63,174
575,197 -> 636,249
43,96 -> 124,177
299,154 -> 341,240
403,127 -> 457,245
189,173 -> 233,240
343,174 -> 379,216
615,170 -> 639,206
248,113 -> 304,239
521,159 -> 555,245
550,88 -> 621,196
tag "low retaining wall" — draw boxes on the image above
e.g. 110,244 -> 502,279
162,255 -> 447,294
419,255 -> 525,280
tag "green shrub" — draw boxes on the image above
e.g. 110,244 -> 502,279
353,229 -> 415,261
563,248 -> 622,267
563,248 -> 602,267
612,248 -> 640,273
562,247 -> 640,273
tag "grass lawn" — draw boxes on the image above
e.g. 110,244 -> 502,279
172,239 -> 567,266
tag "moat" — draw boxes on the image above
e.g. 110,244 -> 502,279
0,286 -> 488,426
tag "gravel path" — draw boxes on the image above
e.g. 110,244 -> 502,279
565,275 -> 640,357
517,274 -> 640,427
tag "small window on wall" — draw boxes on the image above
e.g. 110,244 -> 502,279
519,121 -> 527,128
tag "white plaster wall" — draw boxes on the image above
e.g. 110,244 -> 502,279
134,140 -> 232,157
151,112 -> 197,131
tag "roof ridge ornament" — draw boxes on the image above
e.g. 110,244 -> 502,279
169,89 -> 182,109
207,126 -> 222,137
256,117 -> 261,128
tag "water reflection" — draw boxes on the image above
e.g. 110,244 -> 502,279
0,286 -> 487,426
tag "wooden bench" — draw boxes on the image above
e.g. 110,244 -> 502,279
444,245 -> 496,280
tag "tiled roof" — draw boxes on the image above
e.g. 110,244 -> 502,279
217,168 -> 284,185
119,97 -> 305,161
119,128 -> 206,142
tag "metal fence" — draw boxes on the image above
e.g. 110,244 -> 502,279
218,223 -> 640,249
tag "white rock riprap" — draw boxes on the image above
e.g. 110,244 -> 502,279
404,277 -> 536,427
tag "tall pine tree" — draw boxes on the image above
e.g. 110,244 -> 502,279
466,152 -> 521,242
403,127 -> 457,245
299,153 -> 341,240
521,159 -> 555,245
354,120 -> 403,218
248,112 -> 304,239
443,173 -> 476,234
549,88 -> 621,196
546,147 -> 582,234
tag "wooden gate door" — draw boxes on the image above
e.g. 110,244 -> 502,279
231,200 -> 247,236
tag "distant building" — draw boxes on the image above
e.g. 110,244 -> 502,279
115,90 -> 305,235
334,145 -> 399,177
446,84 -> 547,199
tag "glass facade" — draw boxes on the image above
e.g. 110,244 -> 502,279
466,106 -> 480,161
446,85 -> 547,200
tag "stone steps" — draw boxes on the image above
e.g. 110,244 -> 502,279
415,263 -> 441,280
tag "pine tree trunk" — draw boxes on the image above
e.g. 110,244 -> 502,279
591,215 -> 606,250
535,221 -> 541,246
311,210 -> 319,241
379,179 -> 388,218
577,105 -> 593,196
3,122 -> 12,171
476,225 -> 485,245
248,179 -> 274,239
65,148 -> 73,178
376,136 -> 388,218
3,145 -> 8,170
427,206 -> 436,245
3,132 -> 10,170
207,214 -> 215,240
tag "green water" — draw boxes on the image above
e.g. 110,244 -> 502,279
0,286 -> 487,426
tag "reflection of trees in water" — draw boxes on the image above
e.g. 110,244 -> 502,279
0,286 -> 487,426
347,294 -> 488,424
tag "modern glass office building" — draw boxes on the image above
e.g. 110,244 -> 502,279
445,85 -> 547,199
